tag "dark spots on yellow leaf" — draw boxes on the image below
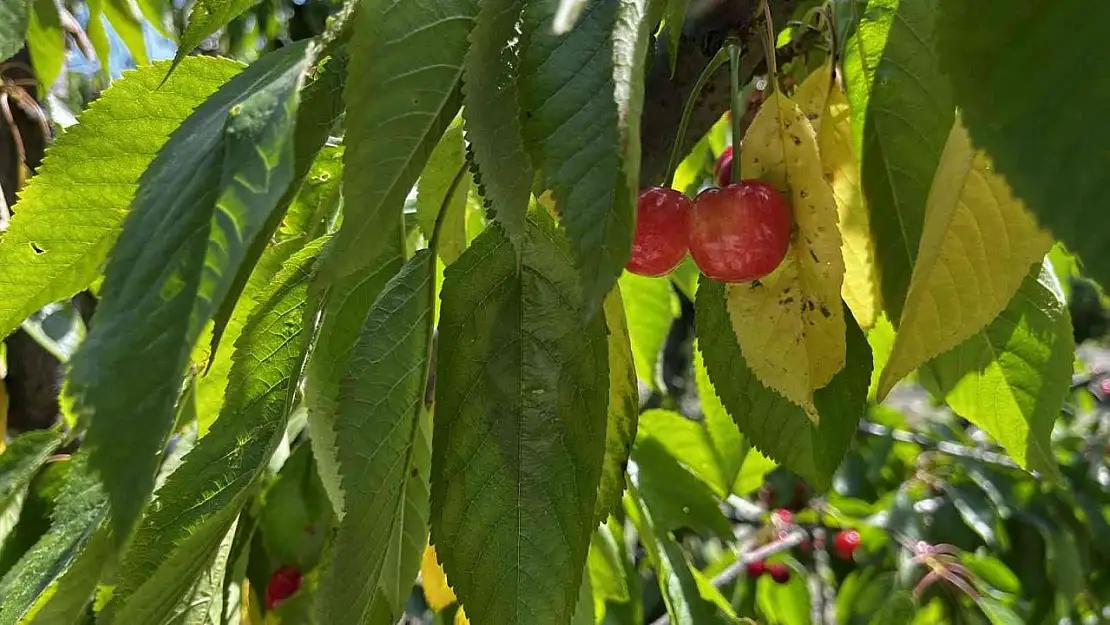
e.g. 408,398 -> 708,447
800,189 -> 809,199
780,296 -> 795,306
820,305 -> 831,318
791,135 -> 802,146
806,300 -> 816,312
809,249 -> 819,263
806,113 -> 818,121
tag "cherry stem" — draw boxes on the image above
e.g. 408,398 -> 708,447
662,45 -> 730,189
728,42 -> 742,186
761,0 -> 778,86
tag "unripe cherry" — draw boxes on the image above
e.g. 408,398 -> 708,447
689,181 -> 791,283
626,187 -> 693,277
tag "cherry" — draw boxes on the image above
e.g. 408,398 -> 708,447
714,146 -> 734,187
768,563 -> 791,584
265,565 -> 303,610
771,508 -> 794,527
626,187 -> 693,277
746,559 -> 766,577
834,529 -> 861,560
689,181 -> 792,283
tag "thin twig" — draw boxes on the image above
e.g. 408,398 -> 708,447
857,420 -> 1022,469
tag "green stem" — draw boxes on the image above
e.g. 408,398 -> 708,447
761,0 -> 778,86
728,43 -> 742,186
663,45 -> 730,189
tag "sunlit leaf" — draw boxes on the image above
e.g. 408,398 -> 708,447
174,0 -> 259,70
25,0 -> 63,88
732,88 -> 846,417
620,272 -> 678,387
596,287 -> 638,523
637,408 -> 741,498
417,119 -> 468,264
0,0 -> 29,61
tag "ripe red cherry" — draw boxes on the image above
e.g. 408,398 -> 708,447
265,565 -> 303,610
834,529 -> 861,560
746,559 -> 766,577
715,146 -> 734,187
689,181 -> 791,282
626,187 -> 693,277
768,563 -> 791,584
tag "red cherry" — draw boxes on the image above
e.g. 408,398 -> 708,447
834,529 -> 861,560
768,563 -> 791,584
715,146 -> 734,187
746,559 -> 766,577
1099,377 -> 1110,397
689,181 -> 792,283
771,508 -> 794,527
626,187 -> 692,277
265,565 -> 303,610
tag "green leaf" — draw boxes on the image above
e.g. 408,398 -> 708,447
25,0 -> 62,88
755,559 -> 810,625
67,42 -> 311,542
961,553 -> 1020,595
632,439 -> 732,540
0,431 -> 61,516
637,409 -> 741,498
321,0 -> 477,283
23,528 -> 112,625
99,0 -> 148,64
620,272 -> 677,387
518,0 -> 639,312
417,120 -> 468,264
0,0 -> 29,61
100,241 -> 321,624
462,0 -> 533,243
975,596 -> 1021,625
317,249 -> 435,624
587,521 -> 630,610
922,265 -> 1071,479
596,286 -> 638,523
0,454 -> 107,625
946,484 -> 1003,548
876,116 -> 1052,399
695,277 -> 872,489
936,0 -> 1110,292
625,487 -> 730,625
872,590 -> 915,625
0,57 -> 242,341
305,255 -> 404,519
279,145 -> 343,243
663,0 -> 690,75
174,0 -> 259,71
842,0 -> 954,320
431,214 -> 609,625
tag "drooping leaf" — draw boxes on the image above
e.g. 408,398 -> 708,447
620,272 -> 678,387
587,521 -> 630,612
317,249 -> 435,624
637,408 -> 742,498
321,0 -> 477,283
0,454 -> 107,625
877,117 -> 1053,398
842,0 -> 954,320
0,0 -> 29,61
67,42 -> 311,542
936,0 -> 1110,292
162,515 -> 237,625
625,486 -> 731,625
25,0 -> 62,89
696,277 -> 872,489
0,431 -> 61,517
518,0 -> 640,312
732,88 -> 846,417
431,214 -> 609,625
462,0 -> 533,243
100,241 -> 321,624
976,596 -> 1022,625
0,57 -> 242,340
595,286 -> 638,523
663,0 -> 690,75
923,265 -> 1071,479
795,63 -> 880,330
417,120 -> 468,264
174,0 -> 260,70
632,439 -> 732,540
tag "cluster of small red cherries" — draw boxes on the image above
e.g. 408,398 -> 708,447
626,145 -> 793,281
745,508 -> 862,584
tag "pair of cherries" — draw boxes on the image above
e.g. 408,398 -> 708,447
627,146 -> 792,281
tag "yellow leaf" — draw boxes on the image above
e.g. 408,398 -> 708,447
876,115 -> 1053,399
795,63 -> 881,329
729,89 -> 847,420
421,544 -> 457,610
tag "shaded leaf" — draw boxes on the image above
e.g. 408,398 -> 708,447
947,484 -> 1002,548
755,559 -> 810,625
0,431 -> 61,516
637,409 -> 741,498
23,528 -> 112,625
431,214 -> 609,625
620,272 -> 677,387
663,0 -> 690,75
877,117 -> 1052,398
0,0 -> 28,61
462,0 -> 532,242
322,0 -> 477,283
518,0 -> 639,312
842,0 -> 954,320
67,42 -> 310,541
936,0 -> 1110,292
632,439 -> 732,540
0,454 -> 107,625
696,277 -> 871,489
976,596 -> 1021,625
961,553 -> 1020,595
417,120 -> 468,264
924,265 -> 1070,479
596,286 -> 638,523
317,249 -> 435,624
100,241 -> 321,624
733,88 -> 846,417
0,58 -> 242,340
